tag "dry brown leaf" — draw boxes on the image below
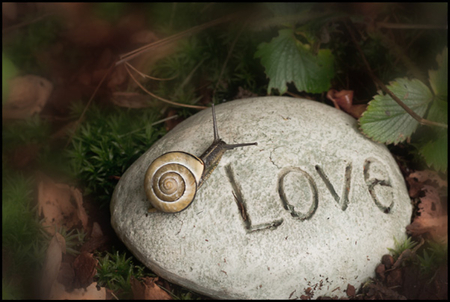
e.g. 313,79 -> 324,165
3,75 -> 53,119
406,185 -> 448,243
41,233 -> 66,299
406,174 -> 423,198
38,176 -> 88,235
326,89 -> 367,119
131,276 -> 172,300
409,170 -> 447,188
49,281 -> 106,300
111,92 -> 157,108
73,252 -> 98,289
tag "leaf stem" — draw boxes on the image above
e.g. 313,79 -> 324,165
345,20 -> 447,129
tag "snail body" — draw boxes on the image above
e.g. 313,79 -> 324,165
144,104 -> 257,213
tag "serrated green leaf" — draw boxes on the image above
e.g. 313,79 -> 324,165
255,28 -> 334,94
426,98 -> 448,125
429,47 -> 448,98
418,132 -> 447,172
359,78 -> 432,144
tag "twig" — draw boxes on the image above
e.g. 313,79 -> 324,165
125,62 -> 178,81
345,20 -> 447,129
125,63 -> 207,109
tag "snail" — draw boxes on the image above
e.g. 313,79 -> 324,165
144,104 -> 257,213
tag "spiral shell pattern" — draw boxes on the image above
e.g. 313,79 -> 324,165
144,151 -> 204,213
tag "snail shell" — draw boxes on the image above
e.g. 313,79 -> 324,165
144,151 -> 204,213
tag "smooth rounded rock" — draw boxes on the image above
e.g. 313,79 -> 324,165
111,96 -> 412,299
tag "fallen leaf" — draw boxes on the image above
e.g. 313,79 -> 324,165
38,175 -> 89,235
406,185 -> 448,243
3,75 -> 53,119
73,252 -> 98,289
346,284 -> 356,297
49,281 -> 106,300
41,233 -> 66,299
408,170 -> 447,188
326,89 -> 367,119
131,276 -> 172,300
406,174 -> 423,198
327,89 -> 354,111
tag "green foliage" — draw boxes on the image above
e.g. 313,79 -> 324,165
2,171 -> 48,299
2,52 -> 19,103
2,115 -> 50,150
2,279 -> 22,300
387,236 -> 418,260
416,241 -> 448,276
96,250 -> 151,299
359,78 -> 432,144
51,227 -> 86,256
66,104 -> 166,207
255,28 -> 334,94
360,47 -> 448,172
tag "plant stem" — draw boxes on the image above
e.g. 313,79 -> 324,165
345,20 -> 447,129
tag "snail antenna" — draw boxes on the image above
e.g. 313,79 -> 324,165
212,104 -> 220,142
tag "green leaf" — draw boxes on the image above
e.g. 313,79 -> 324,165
418,133 -> 447,172
359,78 -> 432,144
255,28 -> 334,94
428,47 -> 448,99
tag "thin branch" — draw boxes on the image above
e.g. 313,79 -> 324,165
345,20 -> 447,129
125,63 -> 178,81
125,63 -> 207,109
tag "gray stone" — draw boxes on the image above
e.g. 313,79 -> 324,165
111,96 -> 412,299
